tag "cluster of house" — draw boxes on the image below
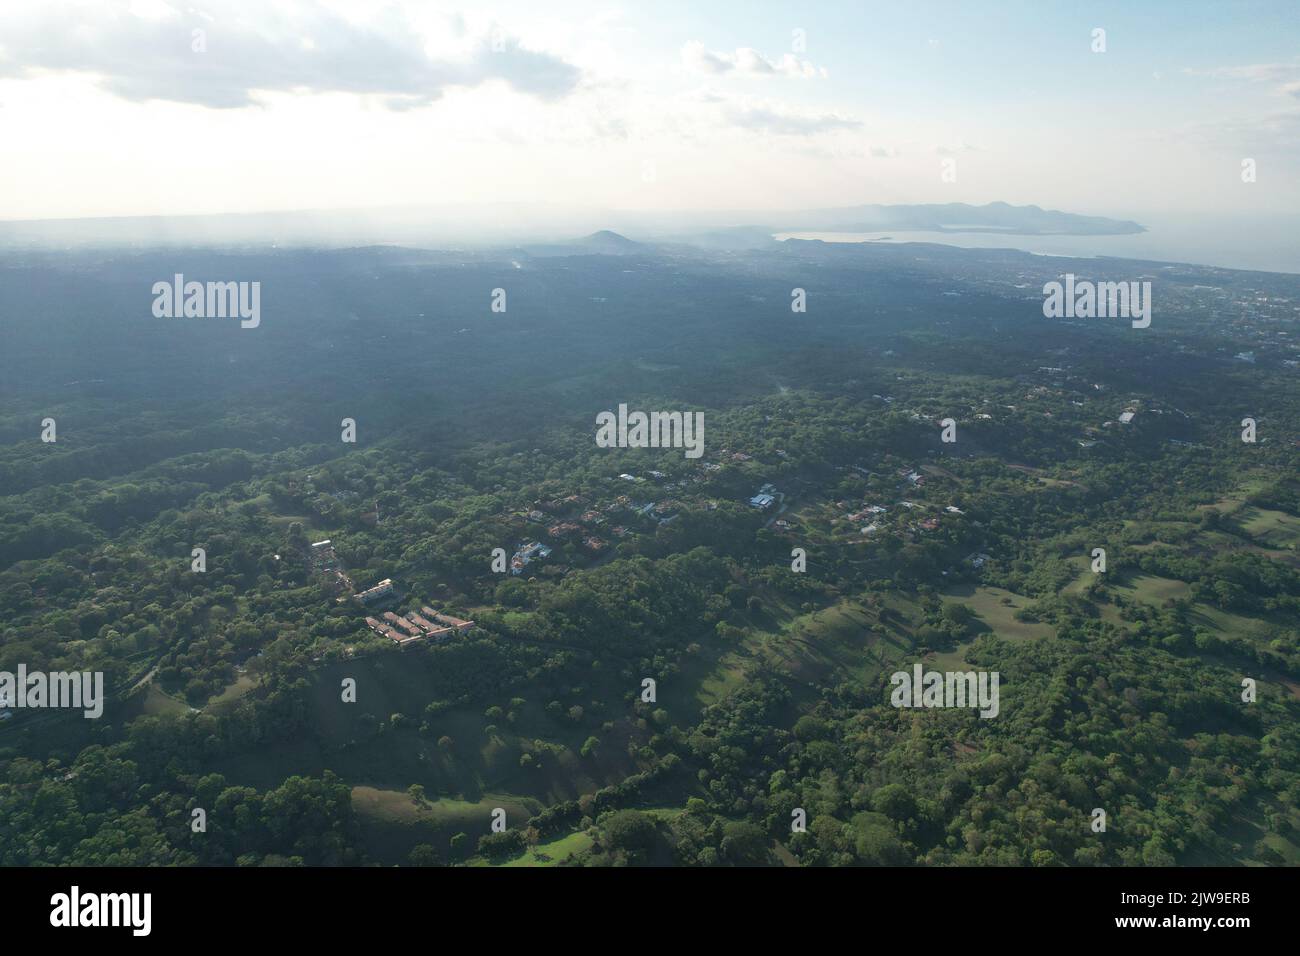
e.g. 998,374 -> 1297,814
829,463 -> 971,538
512,541 -> 552,574
352,578 -> 395,605
848,503 -> 888,523
311,539 -> 354,597
512,488 -> 692,572
507,450 -> 775,573
365,605 -> 475,647
622,453 -> 750,493
633,500 -> 679,524
845,502 -> 889,535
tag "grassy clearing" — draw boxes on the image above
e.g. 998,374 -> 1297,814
140,683 -> 193,717
490,807 -> 684,867
921,584 -> 1055,668
1007,463 -> 1085,491
1237,506 -> 1300,549
266,513 -> 330,536
756,600 -> 882,684
941,584 -> 1054,641
1186,603 -> 1273,643
498,610 -> 537,630
499,829 -> 594,867
1197,474 -> 1273,516
206,672 -> 257,708
696,654 -> 748,705
1112,573 -> 1193,606
353,785 -> 543,865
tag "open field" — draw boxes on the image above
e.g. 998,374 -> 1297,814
753,600 -> 883,684
353,785 -> 544,865
498,829 -> 594,867
1237,506 -> 1300,550
940,584 -> 1054,641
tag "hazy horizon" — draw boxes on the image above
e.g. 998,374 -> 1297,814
1,201 -> 1295,274
2,0 -> 1298,227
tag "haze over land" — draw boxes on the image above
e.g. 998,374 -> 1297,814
0,200 -> 1145,246
5,200 -> 1295,274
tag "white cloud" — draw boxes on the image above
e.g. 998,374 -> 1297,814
681,41 -> 826,79
1188,61 -> 1300,99
723,102 -> 861,135
0,0 -> 581,109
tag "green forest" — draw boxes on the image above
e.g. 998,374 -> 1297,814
1,240 -> 1297,866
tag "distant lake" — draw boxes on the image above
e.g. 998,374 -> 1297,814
774,214 -> 1300,275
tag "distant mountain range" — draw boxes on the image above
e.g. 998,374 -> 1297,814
533,202 -> 1145,257
771,201 -> 1145,236
513,230 -> 645,257
0,201 -> 1144,251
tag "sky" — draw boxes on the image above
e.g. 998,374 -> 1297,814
1,0 -> 1298,223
